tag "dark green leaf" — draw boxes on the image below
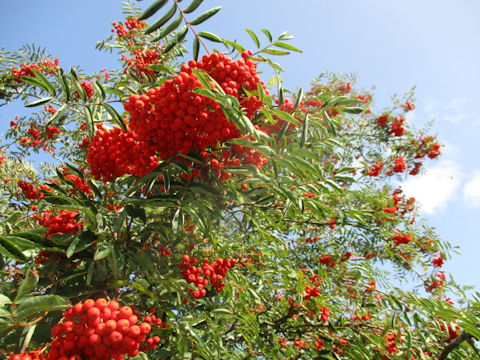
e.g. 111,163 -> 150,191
25,97 -> 53,107
139,0 -> 169,20
183,0 -> 203,13
163,26 -> 189,53
300,112 -> 309,147
14,295 -> 70,321
145,4 -> 177,34
94,80 -> 106,100
84,106 -> 95,138
341,107 -> 364,114
58,69 -> 70,101
103,103 -> 127,130
193,37 -> 200,61
294,87 -> 304,109
30,69 -> 56,95
0,236 -> 27,261
154,13 -> 182,39
245,28 -> 260,48
46,104 -> 68,126
15,270 -> 39,302
189,6 -> 222,26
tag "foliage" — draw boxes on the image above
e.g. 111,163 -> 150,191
0,1 -> 479,359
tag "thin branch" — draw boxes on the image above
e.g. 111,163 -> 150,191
437,330 -> 473,360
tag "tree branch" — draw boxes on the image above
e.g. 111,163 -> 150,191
437,331 -> 474,360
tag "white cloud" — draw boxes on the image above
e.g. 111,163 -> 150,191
401,160 -> 463,214
422,97 -> 469,124
463,171 -> 480,207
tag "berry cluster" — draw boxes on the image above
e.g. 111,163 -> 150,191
178,255 -> 236,299
18,180 -> 50,200
9,349 -> 45,360
112,17 -> 145,38
35,210 -> 83,238
12,58 -> 59,82
367,161 -> 384,177
391,231 -> 412,245
392,156 -> 406,173
122,49 -> 161,77
319,255 -> 336,268
46,299 -> 154,360
125,52 -> 263,160
64,173 -> 93,195
86,127 -> 159,182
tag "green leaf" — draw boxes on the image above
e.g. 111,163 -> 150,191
260,28 -> 273,42
272,42 -> 302,53
192,37 -> 200,61
93,242 -> 113,261
103,103 -> 127,130
198,31 -> 222,43
294,87 -> 304,109
14,295 -> 70,321
163,26 -> 189,53
278,31 -> 294,41
25,97 -> 53,107
300,112 -> 309,147
260,48 -> 290,56
183,0 -> 203,13
30,69 -> 56,95
66,230 -> 97,258
46,104 -> 68,126
15,270 -> 39,302
146,4 -> 177,35
189,6 -> 222,26
324,179 -> 344,192
222,39 -> 245,52
84,106 -> 95,138
139,0 -> 169,20
341,107 -> 364,114
154,13 -> 182,39
0,236 -> 27,261
58,69 -> 70,101
246,28 -> 260,48
0,295 -> 11,307
94,80 -> 106,100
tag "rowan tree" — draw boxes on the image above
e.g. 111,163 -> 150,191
0,1 -> 479,359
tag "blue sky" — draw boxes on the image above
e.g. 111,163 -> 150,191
1,0 -> 479,295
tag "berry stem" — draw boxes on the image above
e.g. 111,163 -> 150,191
173,0 -> 210,55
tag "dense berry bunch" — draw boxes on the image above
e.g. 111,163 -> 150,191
392,156 -> 406,173
392,231 -> 412,245
390,117 -> 406,136
18,180 -> 48,200
12,58 -> 59,82
36,210 -> 83,238
112,17 -> 145,38
125,52 -> 263,160
122,49 -> 161,76
9,349 -> 45,360
86,127 -> 159,182
367,161 -> 384,176
79,81 -> 94,99
46,299 -> 152,360
64,173 -> 93,195
178,255 -> 236,299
